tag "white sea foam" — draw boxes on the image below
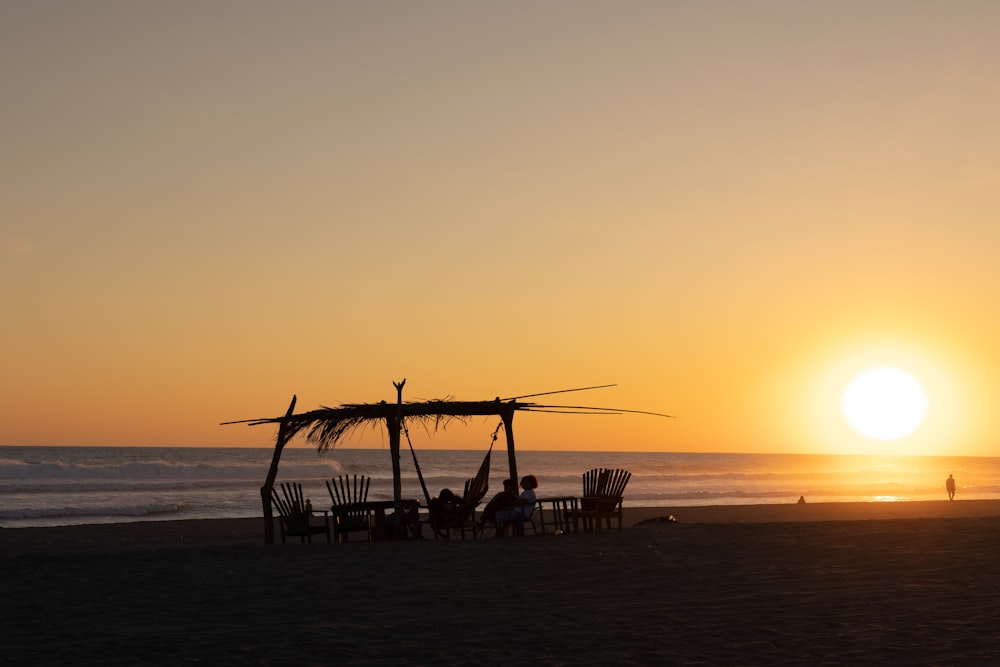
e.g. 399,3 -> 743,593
0,502 -> 185,521
0,458 -> 341,487
3,446 -> 1000,527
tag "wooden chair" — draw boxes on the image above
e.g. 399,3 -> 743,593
478,501 -> 539,538
270,482 -> 331,543
571,468 -> 631,532
326,474 -> 372,543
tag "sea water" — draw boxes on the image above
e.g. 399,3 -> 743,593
3,445 -> 1000,528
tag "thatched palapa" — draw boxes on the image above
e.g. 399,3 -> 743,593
224,381 -> 672,543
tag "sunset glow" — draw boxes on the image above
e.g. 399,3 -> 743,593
3,3 -> 1000,455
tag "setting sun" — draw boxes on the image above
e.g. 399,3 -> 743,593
841,367 -> 928,441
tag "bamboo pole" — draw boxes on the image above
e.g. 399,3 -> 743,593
260,395 -> 297,544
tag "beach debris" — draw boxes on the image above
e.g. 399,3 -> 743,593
637,515 -> 678,525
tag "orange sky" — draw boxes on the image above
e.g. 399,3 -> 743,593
3,2 -> 1000,456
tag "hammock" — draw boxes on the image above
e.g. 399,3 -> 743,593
403,419 -> 501,508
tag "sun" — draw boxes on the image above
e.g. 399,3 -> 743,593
841,367 -> 928,440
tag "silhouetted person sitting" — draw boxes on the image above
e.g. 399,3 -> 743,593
428,488 -> 463,531
946,474 -> 956,500
480,478 -> 518,525
383,503 -> 422,540
495,474 -> 539,535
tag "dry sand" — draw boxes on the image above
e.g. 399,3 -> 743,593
4,501 -> 1000,665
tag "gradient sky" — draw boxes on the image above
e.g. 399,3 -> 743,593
3,2 -> 999,455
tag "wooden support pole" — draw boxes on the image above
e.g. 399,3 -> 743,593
389,379 -> 406,539
501,404 -> 517,485
260,395 -> 297,545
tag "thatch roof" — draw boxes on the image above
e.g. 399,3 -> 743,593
225,387 -> 673,453
252,399 -> 519,451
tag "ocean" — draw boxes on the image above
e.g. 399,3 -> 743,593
2,445 -> 999,528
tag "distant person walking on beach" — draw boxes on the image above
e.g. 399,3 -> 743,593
946,474 -> 957,500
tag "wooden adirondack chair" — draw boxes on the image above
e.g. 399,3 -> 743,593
270,482 -> 331,543
326,474 -> 372,543
571,468 -> 632,532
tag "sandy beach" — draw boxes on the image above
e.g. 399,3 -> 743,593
4,501 -> 1000,665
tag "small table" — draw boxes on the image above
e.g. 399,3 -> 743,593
352,499 -> 420,541
535,496 -> 579,534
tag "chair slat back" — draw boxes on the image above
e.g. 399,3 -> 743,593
273,482 -> 307,516
604,469 -> 631,498
270,487 -> 292,517
272,482 -> 313,532
594,469 -> 612,496
579,468 -> 631,511
582,468 -> 601,496
583,468 -> 632,499
326,474 -> 370,508
286,482 -> 306,510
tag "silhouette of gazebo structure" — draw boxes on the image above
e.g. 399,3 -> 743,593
225,380 -> 670,543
